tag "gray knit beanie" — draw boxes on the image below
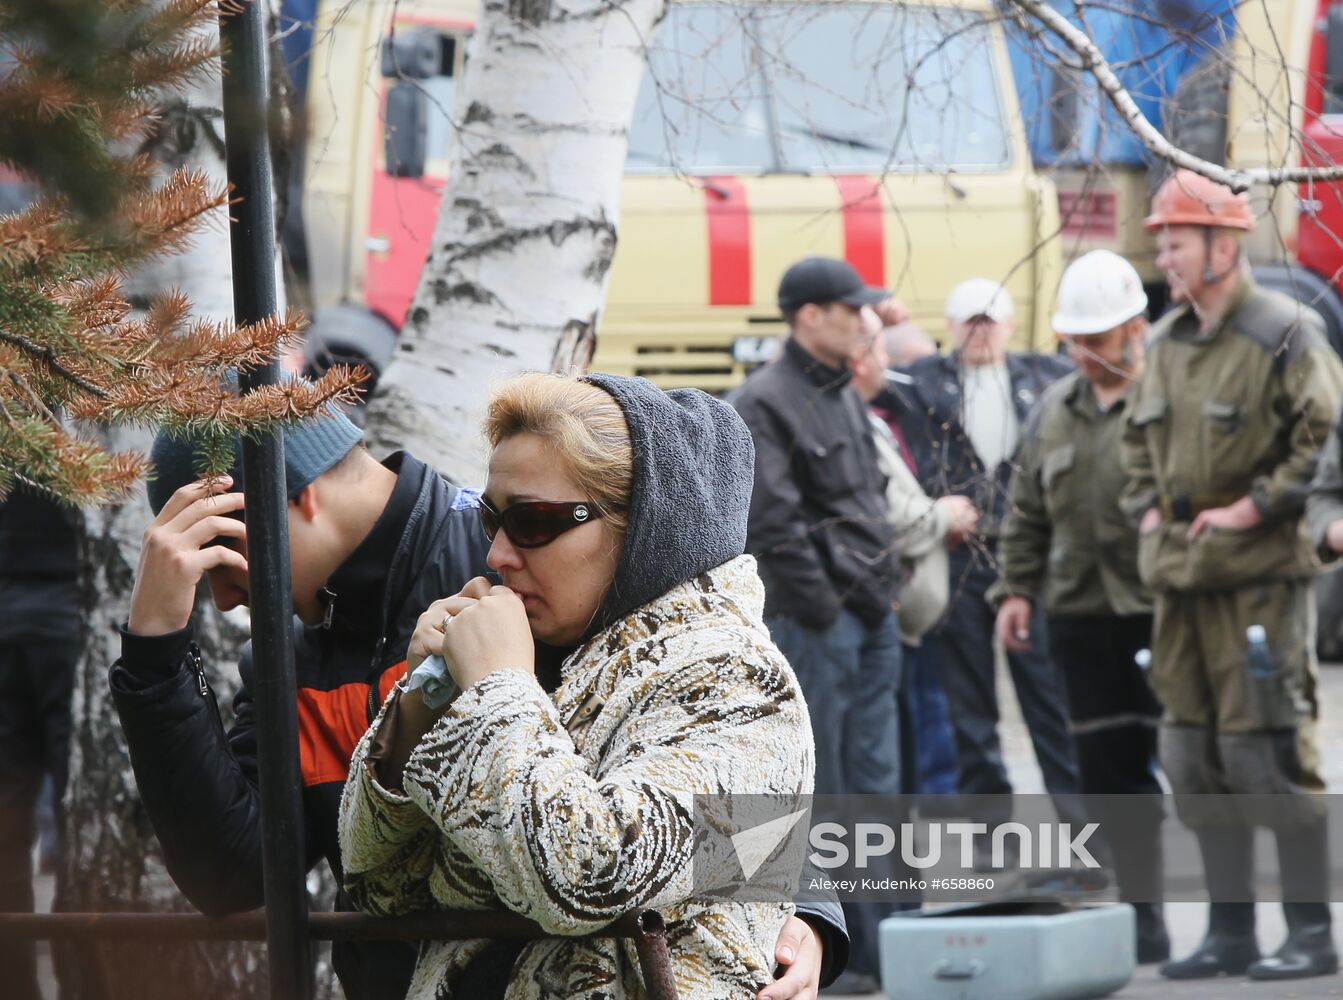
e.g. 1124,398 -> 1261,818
147,405 -> 363,515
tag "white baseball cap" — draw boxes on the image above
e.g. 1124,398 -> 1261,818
945,278 -> 1015,325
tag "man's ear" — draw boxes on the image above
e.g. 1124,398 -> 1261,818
293,483 -> 319,522
1214,230 -> 1242,271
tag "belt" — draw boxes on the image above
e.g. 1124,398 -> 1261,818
1158,492 -> 1241,522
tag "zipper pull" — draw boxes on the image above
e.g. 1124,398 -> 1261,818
321,587 -> 336,630
191,645 -> 208,697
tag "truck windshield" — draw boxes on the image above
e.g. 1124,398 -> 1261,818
626,2 -> 1011,175
626,4 -> 776,174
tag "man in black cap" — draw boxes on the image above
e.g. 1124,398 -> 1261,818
733,256 -> 907,994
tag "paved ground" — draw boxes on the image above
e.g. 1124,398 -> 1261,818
28,660 -> 1343,998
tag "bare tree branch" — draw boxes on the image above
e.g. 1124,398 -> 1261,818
1007,0 -> 1343,191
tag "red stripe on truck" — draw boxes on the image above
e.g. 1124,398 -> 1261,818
703,177 -> 752,305
835,176 -> 886,287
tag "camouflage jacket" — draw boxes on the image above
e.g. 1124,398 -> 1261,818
1121,277 -> 1343,592
994,372 -> 1150,617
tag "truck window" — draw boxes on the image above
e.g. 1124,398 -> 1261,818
626,2 -> 1011,175
625,4 -> 776,174
422,75 -> 456,163
762,4 -> 1010,171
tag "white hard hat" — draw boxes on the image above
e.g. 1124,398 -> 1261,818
1052,249 -> 1148,336
945,278 -> 1015,325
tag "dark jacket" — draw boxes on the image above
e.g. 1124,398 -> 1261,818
109,452 -> 492,1000
0,484 -> 79,643
732,338 -> 900,631
885,351 -> 1073,536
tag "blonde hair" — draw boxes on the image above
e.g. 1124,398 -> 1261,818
484,373 -> 633,536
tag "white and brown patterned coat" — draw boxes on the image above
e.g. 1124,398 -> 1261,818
338,555 -> 815,999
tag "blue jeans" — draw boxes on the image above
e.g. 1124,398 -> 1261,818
901,642 -> 958,795
768,610 -> 903,976
767,609 -> 902,797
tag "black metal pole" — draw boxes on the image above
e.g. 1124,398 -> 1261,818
0,911 -> 681,1000
217,2 -> 311,998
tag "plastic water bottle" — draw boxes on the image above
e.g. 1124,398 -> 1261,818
1246,624 -> 1277,679
1134,649 -> 1152,671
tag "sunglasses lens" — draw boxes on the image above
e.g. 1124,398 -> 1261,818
506,505 -> 562,547
478,503 -> 500,541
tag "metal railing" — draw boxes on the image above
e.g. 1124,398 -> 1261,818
1,910 -> 679,1000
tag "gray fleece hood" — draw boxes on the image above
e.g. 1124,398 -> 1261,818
580,373 -> 755,637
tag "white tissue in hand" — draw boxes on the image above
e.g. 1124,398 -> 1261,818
407,654 -> 458,709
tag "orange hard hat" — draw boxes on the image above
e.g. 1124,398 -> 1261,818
1145,169 -> 1253,232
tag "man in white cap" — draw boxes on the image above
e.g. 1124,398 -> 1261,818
897,277 -> 1079,847
990,250 -> 1168,961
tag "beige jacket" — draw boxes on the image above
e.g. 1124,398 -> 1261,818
338,556 -> 814,999
869,414 -> 950,643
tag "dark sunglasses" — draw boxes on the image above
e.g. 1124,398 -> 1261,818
478,496 -> 602,548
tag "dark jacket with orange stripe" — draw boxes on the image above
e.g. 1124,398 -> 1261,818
109,452 -> 491,1000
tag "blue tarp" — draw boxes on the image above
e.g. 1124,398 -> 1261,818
1005,0 -> 1237,166
279,0 -> 318,97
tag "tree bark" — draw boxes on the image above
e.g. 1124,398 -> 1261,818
363,0 -> 668,486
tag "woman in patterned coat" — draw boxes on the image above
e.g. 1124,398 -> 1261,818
339,372 -> 816,999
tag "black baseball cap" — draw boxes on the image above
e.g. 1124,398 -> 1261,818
777,256 -> 890,313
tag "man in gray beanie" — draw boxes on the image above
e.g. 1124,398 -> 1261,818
110,395 -> 844,1000
111,403 -> 492,1000
136,406 -> 368,630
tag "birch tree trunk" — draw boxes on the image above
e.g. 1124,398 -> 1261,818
54,6 -> 318,997
363,0 -> 667,485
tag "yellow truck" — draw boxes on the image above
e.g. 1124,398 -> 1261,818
294,0 -> 1063,392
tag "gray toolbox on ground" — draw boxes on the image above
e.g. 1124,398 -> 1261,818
879,898 -> 1134,1000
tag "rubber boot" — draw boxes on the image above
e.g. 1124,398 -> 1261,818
1132,902 -> 1171,965
1249,822 -> 1337,980
1107,800 -> 1168,964
1160,827 -> 1258,979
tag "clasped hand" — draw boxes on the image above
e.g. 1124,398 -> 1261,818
408,576 -> 535,691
